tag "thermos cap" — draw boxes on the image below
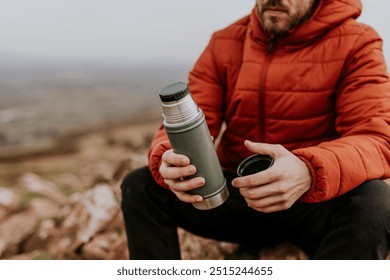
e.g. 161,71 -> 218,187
159,82 -> 190,102
237,154 -> 274,177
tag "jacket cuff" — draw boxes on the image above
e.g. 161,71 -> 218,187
148,140 -> 171,189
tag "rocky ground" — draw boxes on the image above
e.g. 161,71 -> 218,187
0,119 -> 387,260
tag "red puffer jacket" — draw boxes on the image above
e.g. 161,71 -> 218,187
148,0 -> 390,203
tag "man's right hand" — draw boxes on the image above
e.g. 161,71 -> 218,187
159,149 -> 205,204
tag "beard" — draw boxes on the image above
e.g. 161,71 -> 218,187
259,0 -> 316,36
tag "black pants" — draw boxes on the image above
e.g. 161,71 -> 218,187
121,166 -> 390,260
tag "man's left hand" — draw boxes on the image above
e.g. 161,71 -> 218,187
232,140 -> 312,213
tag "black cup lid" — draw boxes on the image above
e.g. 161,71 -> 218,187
237,154 -> 274,177
159,82 -> 190,102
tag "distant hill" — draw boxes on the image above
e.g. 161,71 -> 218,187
0,61 -> 190,157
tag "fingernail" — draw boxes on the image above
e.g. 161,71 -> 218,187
196,197 -> 203,202
181,158 -> 189,165
196,178 -> 205,186
189,166 -> 196,174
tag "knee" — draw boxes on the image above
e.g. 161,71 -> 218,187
345,180 -> 390,236
120,166 -> 153,212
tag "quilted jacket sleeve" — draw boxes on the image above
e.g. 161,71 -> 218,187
148,35 -> 225,188
293,26 -> 390,203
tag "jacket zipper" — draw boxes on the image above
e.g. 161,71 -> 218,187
259,37 -> 276,142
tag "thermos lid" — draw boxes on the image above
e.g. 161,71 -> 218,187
159,82 -> 190,102
237,154 -> 274,177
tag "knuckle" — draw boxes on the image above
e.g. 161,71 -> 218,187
169,182 -> 178,190
282,203 -> 290,210
274,168 -> 284,178
169,186 -> 178,195
252,201 -> 261,209
244,197 -> 251,205
276,183 -> 288,194
280,171 -> 289,181
250,199 -> 262,208
165,150 -> 175,163
276,144 -> 284,151
280,183 -> 289,193
280,193 -> 290,203
159,165 -> 166,175
281,200 -> 292,209
274,185 -> 283,193
247,191 -> 257,200
248,176 -> 258,187
161,150 -> 170,160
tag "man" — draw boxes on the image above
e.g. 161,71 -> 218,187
121,0 -> 390,259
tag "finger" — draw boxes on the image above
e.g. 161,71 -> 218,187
232,168 -> 278,188
162,149 -> 190,166
160,164 -> 196,180
171,189 -> 203,204
169,176 -> 205,192
244,140 -> 285,158
244,191 -> 292,210
251,201 -> 294,213
238,181 -> 284,200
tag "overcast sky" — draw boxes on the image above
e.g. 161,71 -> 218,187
0,0 -> 389,66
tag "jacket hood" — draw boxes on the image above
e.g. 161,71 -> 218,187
250,0 -> 362,48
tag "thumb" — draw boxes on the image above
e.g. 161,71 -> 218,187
244,140 -> 284,157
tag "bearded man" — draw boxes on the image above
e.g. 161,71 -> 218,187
121,0 -> 390,259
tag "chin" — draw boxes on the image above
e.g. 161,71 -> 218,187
263,20 -> 290,35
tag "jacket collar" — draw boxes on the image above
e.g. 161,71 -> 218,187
248,0 -> 362,50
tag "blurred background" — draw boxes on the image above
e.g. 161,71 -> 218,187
0,0 -> 389,260
0,0 -> 389,158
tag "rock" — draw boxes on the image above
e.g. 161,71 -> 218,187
0,187 -> 21,221
81,231 -> 128,260
0,187 -> 20,211
19,172 -> 69,205
0,209 -> 7,223
4,250 -> 52,260
75,160 -> 116,189
29,198 -> 61,219
66,183 -> 118,244
178,228 -> 237,260
48,237 -> 74,260
89,161 -> 116,183
177,229 -> 309,260
82,211 -> 129,260
105,210 -> 126,233
0,210 -> 40,258
49,183 -> 119,258
53,173 -> 83,192
23,219 -> 56,253
260,242 -> 308,260
81,233 -> 112,260
105,233 -> 129,260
